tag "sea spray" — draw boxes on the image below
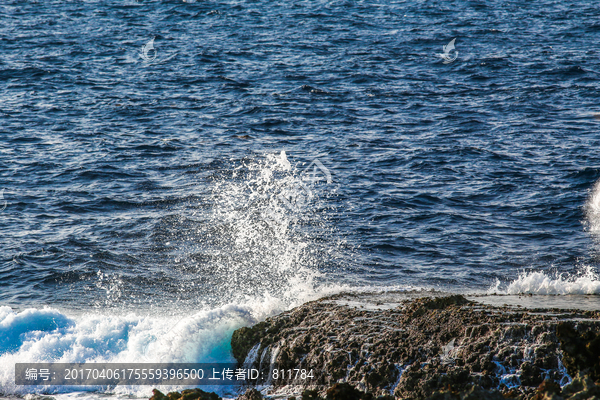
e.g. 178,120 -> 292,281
0,152 -> 347,397
0,300 -> 287,397
585,178 -> 600,235
490,265 -> 600,295
186,151 -> 343,305
490,177 -> 600,295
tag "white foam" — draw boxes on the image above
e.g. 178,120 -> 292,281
0,289 -> 349,397
492,266 -> 600,295
193,151 -> 344,305
0,305 -> 229,394
0,290 -> 345,398
0,152 -> 352,398
585,178 -> 600,234
490,178 -> 600,296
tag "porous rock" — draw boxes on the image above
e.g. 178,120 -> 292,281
237,388 -> 263,400
230,294 -> 600,399
150,389 -> 221,400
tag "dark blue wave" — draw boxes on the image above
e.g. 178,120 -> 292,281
1,0 -> 600,308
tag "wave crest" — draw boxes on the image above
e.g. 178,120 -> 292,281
492,266 -> 600,295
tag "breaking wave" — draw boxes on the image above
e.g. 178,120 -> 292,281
491,266 -> 600,295
0,151 -> 348,398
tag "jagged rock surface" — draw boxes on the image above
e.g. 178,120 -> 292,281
230,294 -> 600,399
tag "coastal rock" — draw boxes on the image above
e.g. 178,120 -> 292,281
149,389 -> 221,400
557,322 -> 600,383
325,382 -> 366,399
426,385 -> 506,400
560,373 -> 600,399
237,388 -> 263,400
148,294 -> 600,400
230,293 -> 600,399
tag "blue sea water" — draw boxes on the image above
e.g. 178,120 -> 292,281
1,0 -> 600,397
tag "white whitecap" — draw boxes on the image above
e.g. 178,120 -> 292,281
495,266 -> 600,295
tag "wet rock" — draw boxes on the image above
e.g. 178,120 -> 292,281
230,294 -> 600,399
426,385 -> 506,400
325,383 -> 364,400
521,361 -> 544,387
531,380 -> 561,400
561,373 -> 600,399
181,389 -> 221,400
459,386 -> 505,400
237,388 -> 263,400
150,390 -> 181,400
557,322 -> 600,383
420,295 -> 472,310
149,389 -> 221,400
231,321 -> 269,364
150,389 -> 165,400
301,389 -> 322,400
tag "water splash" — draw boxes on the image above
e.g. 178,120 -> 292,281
95,270 -> 124,306
489,178 -> 600,295
181,151 -> 342,306
585,178 -> 600,236
492,265 -> 600,295
86,151 -> 345,311
0,152 -> 348,397
0,304 -> 253,397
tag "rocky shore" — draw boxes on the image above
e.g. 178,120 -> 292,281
151,292 -> 600,400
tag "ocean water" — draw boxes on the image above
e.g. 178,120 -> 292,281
1,0 -> 600,398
